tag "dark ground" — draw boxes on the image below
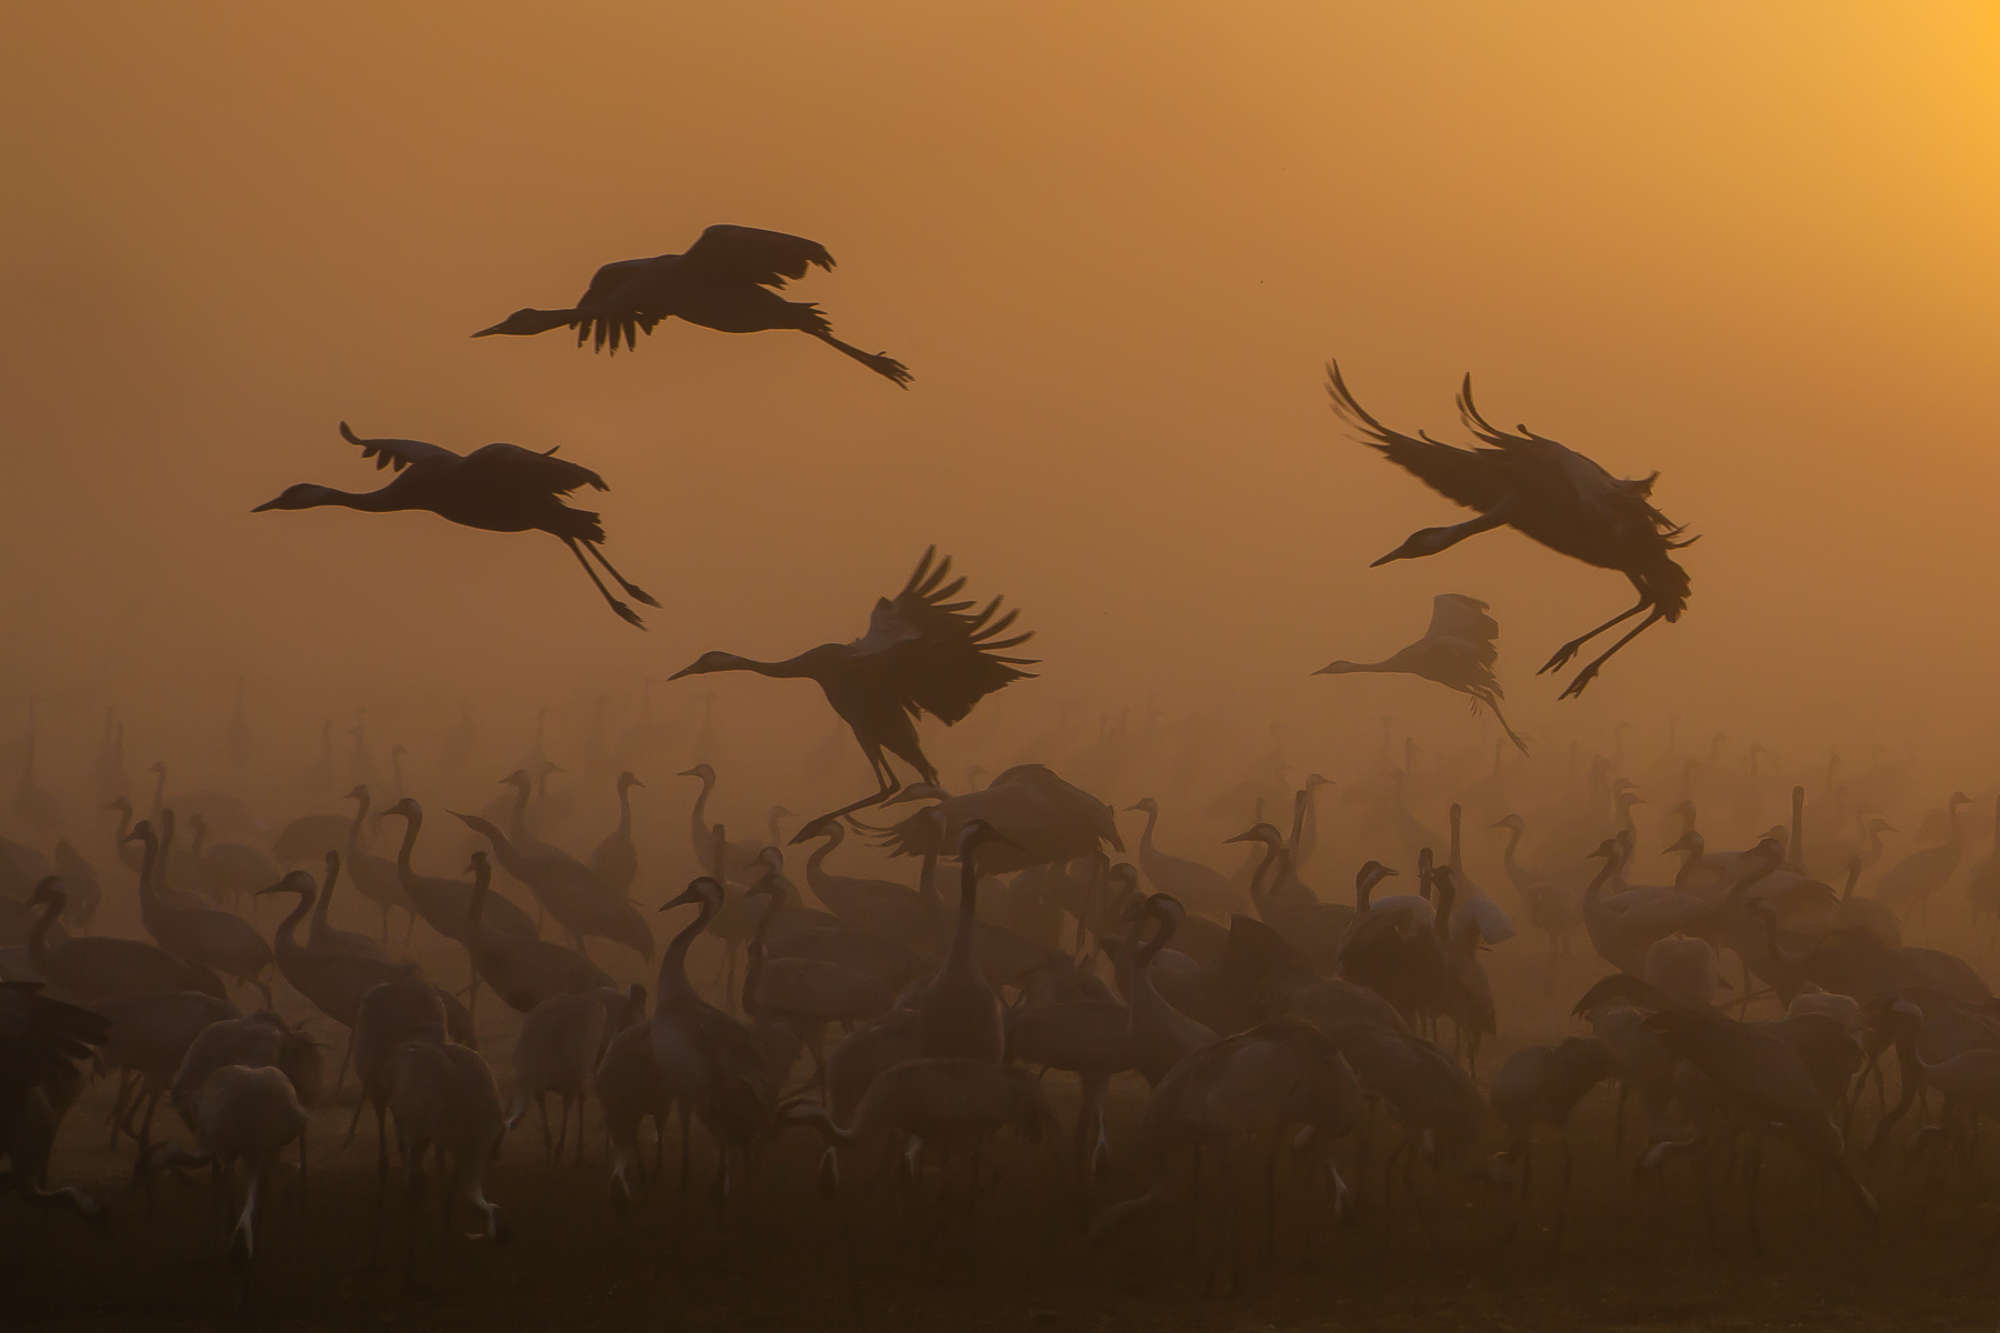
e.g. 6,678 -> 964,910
7,945 -> 2000,1331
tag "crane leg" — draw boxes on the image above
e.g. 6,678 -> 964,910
580,541 -> 661,608
1539,597 -> 1649,676
807,329 -> 914,388
561,538 -> 645,629
1556,609 -> 1666,701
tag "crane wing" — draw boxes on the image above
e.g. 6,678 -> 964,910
460,443 -> 610,496
338,422 -> 462,472
1324,362 -> 1512,512
848,547 -> 1037,725
1455,374 -> 1693,545
681,224 -> 835,289
1423,594 -> 1499,660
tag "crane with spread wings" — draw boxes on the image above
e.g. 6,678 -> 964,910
668,548 -> 1036,829
252,422 -> 660,628
1316,593 -> 1529,754
1325,361 -> 1697,699
473,223 -> 912,386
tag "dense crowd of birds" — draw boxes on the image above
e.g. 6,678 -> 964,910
3,663 -> 1998,1309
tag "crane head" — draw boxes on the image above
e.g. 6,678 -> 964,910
1355,860 -> 1398,892
677,763 -> 716,782
661,876 -> 723,915
1663,830 -> 1701,857
1489,813 -> 1524,833
472,307 -> 575,338
1123,797 -> 1158,815
251,484 -> 339,513
668,652 -> 749,681
255,870 -> 314,900
1224,823 -> 1284,848
1368,525 -> 1468,568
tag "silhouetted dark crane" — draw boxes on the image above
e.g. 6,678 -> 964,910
1315,593 -> 1528,754
1325,361 -> 1697,699
669,547 -> 1035,829
472,224 -> 912,386
252,422 -> 659,628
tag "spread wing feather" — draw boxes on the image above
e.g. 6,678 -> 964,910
1325,361 -> 1512,513
682,224 -> 835,289
849,547 -> 1037,725
338,422 -> 462,472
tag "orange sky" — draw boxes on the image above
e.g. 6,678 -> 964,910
6,2 -> 2000,789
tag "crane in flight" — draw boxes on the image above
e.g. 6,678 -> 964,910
669,547 -> 1035,831
1324,361 -> 1697,699
1315,593 -> 1528,754
253,422 -> 659,628
473,223 -> 912,386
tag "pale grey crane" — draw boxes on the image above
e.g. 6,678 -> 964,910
1316,594 -> 1528,753
1326,361 -> 1697,699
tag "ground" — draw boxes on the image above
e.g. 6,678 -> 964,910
7,944 -> 2000,1330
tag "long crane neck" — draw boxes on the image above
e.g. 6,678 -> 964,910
615,782 -> 634,838
312,855 -> 341,935
272,888 -> 314,959
946,851 -> 981,976
656,898 -> 716,1009
391,809 -> 422,879
688,776 -> 713,858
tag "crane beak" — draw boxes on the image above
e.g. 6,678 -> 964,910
666,663 -> 700,681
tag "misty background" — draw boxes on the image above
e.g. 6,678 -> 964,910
6,2 -> 1999,811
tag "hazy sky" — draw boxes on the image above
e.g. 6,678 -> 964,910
7,3 -> 2000,785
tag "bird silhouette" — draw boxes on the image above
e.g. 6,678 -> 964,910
252,422 -> 659,628
1325,361 -> 1697,699
670,547 -> 1035,830
472,223 -> 912,386
1315,593 -> 1528,754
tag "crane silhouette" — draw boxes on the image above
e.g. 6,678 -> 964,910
472,223 -> 912,386
1325,361 -> 1697,699
669,547 -> 1035,830
1315,593 -> 1529,754
252,422 -> 659,628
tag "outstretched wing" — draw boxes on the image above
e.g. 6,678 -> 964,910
460,443 -> 610,496
847,547 -> 1037,725
681,225 -> 835,289
1456,373 -> 1694,547
572,256 -> 671,354
1424,594 -> 1499,662
338,422 -> 462,472
1326,361 -> 1512,513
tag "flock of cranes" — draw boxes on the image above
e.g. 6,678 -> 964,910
7,220 -> 1986,1323
4,674 -> 1999,1315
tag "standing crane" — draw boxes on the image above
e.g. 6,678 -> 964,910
252,422 -> 659,628
669,547 -> 1036,829
472,223 -> 912,385
1325,361 -> 1697,699
1315,594 -> 1528,754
